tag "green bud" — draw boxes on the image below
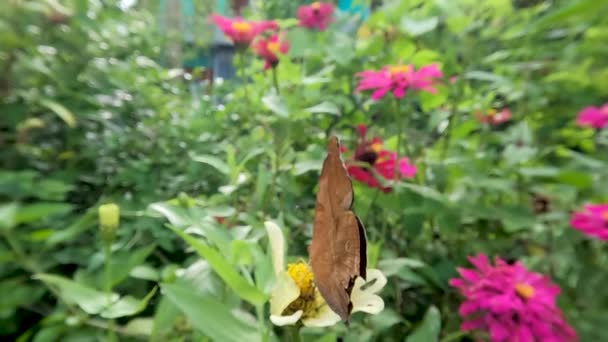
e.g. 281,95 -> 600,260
98,203 -> 120,244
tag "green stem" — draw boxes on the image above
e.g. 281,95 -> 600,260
256,305 -> 268,342
272,67 -> 280,95
288,324 -> 302,342
103,244 -> 116,341
393,98 -> 410,184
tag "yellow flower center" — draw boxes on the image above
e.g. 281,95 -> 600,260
487,109 -> 497,117
231,21 -> 251,34
267,41 -> 281,54
311,2 -> 321,9
602,211 -> 608,222
287,263 -> 315,298
388,65 -> 410,75
370,141 -> 383,153
282,262 -> 320,317
515,283 -> 535,300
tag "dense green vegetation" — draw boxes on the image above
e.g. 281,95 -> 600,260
1,0 -> 607,341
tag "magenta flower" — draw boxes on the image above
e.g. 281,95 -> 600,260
343,124 -> 416,192
355,63 -> 442,100
252,34 -> 289,70
297,2 -> 334,31
210,14 -> 278,46
449,254 -> 577,342
569,203 -> 608,241
575,104 -> 608,129
475,108 -> 512,125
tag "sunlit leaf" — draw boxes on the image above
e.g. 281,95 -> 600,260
162,282 -> 260,342
169,227 -> 267,306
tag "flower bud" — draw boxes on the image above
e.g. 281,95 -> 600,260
98,203 -> 120,244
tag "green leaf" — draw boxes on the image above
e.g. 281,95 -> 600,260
169,227 -> 267,306
262,93 -> 289,117
190,154 -> 230,176
148,202 -> 192,227
106,245 -> 157,287
304,101 -> 341,116
162,282 -> 260,342
397,183 -> 447,203
531,0 -> 608,31
101,287 -> 157,319
15,202 -> 72,224
33,274 -> 113,315
406,305 -> 441,342
39,99 -> 76,127
400,17 -> 439,36
47,210 -> 96,246
0,202 -> 19,232
293,159 -> 322,175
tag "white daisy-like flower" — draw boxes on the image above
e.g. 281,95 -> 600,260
264,221 -> 386,327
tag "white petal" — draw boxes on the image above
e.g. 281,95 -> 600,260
350,268 -> 387,315
363,268 -> 387,293
270,310 -> 303,326
302,304 -> 341,327
264,221 -> 285,276
270,272 -> 300,315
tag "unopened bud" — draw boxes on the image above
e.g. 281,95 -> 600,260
98,203 -> 120,244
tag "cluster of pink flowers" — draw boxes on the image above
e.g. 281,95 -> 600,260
575,104 -> 608,129
210,2 -> 334,70
297,2 -> 334,31
475,108 -> 512,125
450,254 -> 577,342
355,64 -> 443,100
570,203 -> 608,241
343,125 -> 416,192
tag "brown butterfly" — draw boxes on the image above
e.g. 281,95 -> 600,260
309,136 -> 367,322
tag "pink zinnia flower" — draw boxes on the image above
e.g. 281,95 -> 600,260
210,14 -> 278,46
450,254 -> 577,342
344,124 -> 416,192
355,63 -> 443,100
569,203 -> 608,241
252,34 -> 289,70
575,104 -> 608,129
475,108 -> 512,125
297,2 -> 334,31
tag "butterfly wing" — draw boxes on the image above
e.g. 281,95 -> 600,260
309,136 -> 367,322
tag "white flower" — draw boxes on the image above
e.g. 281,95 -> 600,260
264,221 -> 386,327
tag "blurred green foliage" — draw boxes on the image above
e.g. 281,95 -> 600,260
1,0 -> 607,341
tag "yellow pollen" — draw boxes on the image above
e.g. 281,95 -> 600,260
388,65 -> 410,75
231,21 -> 251,33
515,283 -> 535,300
287,263 -> 315,299
311,2 -> 321,9
487,109 -> 497,116
371,142 -> 383,153
267,41 -> 280,54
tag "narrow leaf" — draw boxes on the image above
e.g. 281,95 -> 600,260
169,227 -> 267,306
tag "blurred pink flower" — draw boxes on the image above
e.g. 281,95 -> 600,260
297,2 -> 334,31
344,124 -> 416,192
355,63 -> 442,100
475,108 -> 512,125
252,34 -> 289,70
450,254 -> 577,342
575,105 -> 608,129
210,14 -> 278,46
569,203 -> 608,241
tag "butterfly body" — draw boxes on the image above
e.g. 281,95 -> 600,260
309,136 -> 367,322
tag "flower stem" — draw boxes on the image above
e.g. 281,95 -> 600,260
103,243 -> 116,341
393,98 -> 410,184
288,324 -> 302,342
272,67 -> 280,95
